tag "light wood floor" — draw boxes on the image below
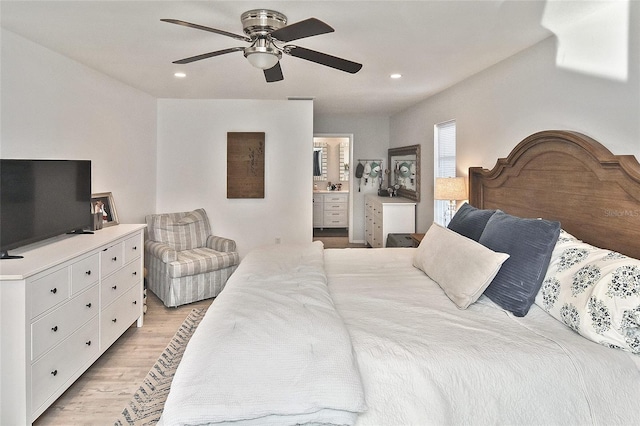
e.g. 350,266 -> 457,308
34,291 -> 213,425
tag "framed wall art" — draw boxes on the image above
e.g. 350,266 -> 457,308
227,132 -> 265,198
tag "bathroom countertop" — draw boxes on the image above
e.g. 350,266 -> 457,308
313,190 -> 350,194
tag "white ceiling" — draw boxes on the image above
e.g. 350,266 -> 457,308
1,1 -> 556,116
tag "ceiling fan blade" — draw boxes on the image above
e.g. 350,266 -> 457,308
284,45 -> 362,74
270,18 -> 334,42
172,47 -> 245,64
264,62 -> 284,82
161,19 -> 251,43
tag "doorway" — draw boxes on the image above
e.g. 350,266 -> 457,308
313,134 -> 354,244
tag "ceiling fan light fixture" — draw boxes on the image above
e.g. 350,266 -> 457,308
246,51 -> 280,69
244,39 -> 282,69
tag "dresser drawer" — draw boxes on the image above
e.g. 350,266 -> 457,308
323,211 -> 347,227
124,234 -> 142,264
324,194 -> 348,203
31,285 -> 99,360
31,316 -> 99,412
100,261 -> 141,308
71,253 -> 99,295
373,224 -> 384,248
324,202 -> 347,211
101,242 -> 124,278
30,268 -> 69,319
100,286 -> 141,349
313,193 -> 324,203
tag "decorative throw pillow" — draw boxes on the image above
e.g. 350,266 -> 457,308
151,208 -> 210,251
413,223 -> 510,309
479,211 -> 561,317
447,203 -> 496,242
535,230 -> 640,354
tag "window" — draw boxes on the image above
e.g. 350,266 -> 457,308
434,120 -> 457,225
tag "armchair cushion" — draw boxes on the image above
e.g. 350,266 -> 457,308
148,208 -> 211,251
169,248 -> 240,278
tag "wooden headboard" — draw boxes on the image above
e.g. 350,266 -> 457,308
469,130 -> 640,259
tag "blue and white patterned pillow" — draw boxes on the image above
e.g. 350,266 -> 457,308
535,230 -> 640,354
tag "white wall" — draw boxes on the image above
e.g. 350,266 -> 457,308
1,29 -> 157,224
314,114 -> 390,243
390,3 -> 640,233
157,99 -> 313,258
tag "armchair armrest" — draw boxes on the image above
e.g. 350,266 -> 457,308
207,235 -> 237,252
145,240 -> 178,262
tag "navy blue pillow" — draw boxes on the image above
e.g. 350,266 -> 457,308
447,203 -> 496,242
479,211 -> 561,317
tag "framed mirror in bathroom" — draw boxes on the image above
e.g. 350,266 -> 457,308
388,144 -> 421,201
313,141 -> 327,181
339,140 -> 349,182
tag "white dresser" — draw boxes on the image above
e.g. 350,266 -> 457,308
365,195 -> 416,247
313,192 -> 349,228
0,224 -> 145,425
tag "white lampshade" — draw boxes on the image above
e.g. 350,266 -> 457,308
434,177 -> 467,201
246,52 -> 279,70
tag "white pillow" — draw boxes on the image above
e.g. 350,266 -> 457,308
536,229 -> 640,355
413,223 -> 510,309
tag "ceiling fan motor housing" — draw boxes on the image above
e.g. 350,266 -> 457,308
241,9 -> 287,37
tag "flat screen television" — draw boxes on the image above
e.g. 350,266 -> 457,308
0,159 -> 92,259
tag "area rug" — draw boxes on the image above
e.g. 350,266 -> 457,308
115,307 -> 207,426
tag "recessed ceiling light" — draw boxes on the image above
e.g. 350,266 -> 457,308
174,72 -> 186,78
390,73 -> 402,79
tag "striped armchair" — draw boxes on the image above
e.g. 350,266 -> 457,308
144,208 -> 239,307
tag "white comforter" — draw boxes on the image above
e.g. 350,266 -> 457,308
163,243 -> 640,426
161,242 -> 366,426
325,248 -> 640,425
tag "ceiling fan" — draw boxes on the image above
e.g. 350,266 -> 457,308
161,9 -> 363,82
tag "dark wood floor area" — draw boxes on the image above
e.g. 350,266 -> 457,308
313,235 -> 368,248
313,228 -> 368,249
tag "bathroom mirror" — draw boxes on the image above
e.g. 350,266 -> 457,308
339,141 -> 350,182
388,144 -> 421,201
313,141 -> 327,181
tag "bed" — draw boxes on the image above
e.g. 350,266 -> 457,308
160,130 -> 640,425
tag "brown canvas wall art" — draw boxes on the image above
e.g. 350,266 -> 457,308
227,132 -> 265,198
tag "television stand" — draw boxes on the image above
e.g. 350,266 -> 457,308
0,224 -> 145,424
0,250 -> 23,260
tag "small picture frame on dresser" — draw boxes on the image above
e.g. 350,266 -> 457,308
91,192 -> 119,229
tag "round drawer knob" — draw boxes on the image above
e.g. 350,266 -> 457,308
86,340 -> 92,346
50,288 -> 57,294
51,370 -> 58,376
85,270 -> 92,275
86,302 -> 92,308
51,326 -> 58,332
112,285 -> 117,290
112,318 -> 117,323
112,256 -> 117,262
